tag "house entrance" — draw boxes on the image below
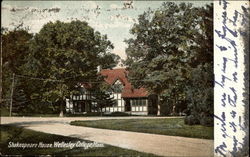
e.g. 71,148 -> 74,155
148,94 -> 158,115
124,99 -> 131,111
73,101 -> 90,113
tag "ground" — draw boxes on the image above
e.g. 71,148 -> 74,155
1,117 -> 214,156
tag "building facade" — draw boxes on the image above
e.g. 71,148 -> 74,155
66,68 -> 158,115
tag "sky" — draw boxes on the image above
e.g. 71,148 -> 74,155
1,1 -> 211,66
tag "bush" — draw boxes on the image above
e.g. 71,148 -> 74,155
200,116 -> 214,127
66,112 -> 102,117
106,112 -> 130,117
184,115 -> 200,125
0,106 -> 10,116
160,100 -> 172,116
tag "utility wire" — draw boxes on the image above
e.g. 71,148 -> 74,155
15,74 -> 63,82
10,73 -> 166,84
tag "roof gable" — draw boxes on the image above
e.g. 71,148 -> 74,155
100,68 -> 148,98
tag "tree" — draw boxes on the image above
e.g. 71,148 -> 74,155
1,28 -> 33,113
12,83 -> 28,113
92,90 -> 115,116
123,2 -> 213,125
24,20 -> 119,115
2,28 -> 32,74
184,3 -> 213,126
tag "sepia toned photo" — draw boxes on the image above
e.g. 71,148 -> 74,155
0,1 -> 248,156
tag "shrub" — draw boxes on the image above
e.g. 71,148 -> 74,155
184,115 -> 200,125
160,100 -> 172,116
106,112 -> 130,117
66,112 -> 102,117
200,115 -> 214,127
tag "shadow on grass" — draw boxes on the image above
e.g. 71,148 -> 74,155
0,125 -> 159,156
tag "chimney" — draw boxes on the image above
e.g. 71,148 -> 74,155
97,65 -> 102,73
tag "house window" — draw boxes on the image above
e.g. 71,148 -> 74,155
131,99 -> 147,106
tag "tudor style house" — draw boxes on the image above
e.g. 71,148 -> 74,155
66,68 -> 159,115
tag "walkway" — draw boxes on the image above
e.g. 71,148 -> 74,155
1,117 -> 214,157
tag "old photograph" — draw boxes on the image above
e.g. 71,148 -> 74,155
0,0 -> 248,156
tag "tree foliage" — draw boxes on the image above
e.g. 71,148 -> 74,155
2,20 -> 120,114
123,2 -> 213,125
2,28 -> 33,111
92,90 -> 115,115
25,20 -> 119,112
2,28 -> 32,73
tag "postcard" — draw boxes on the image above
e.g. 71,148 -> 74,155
0,0 -> 249,156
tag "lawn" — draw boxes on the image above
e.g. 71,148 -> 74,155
0,125 -> 159,156
70,118 -> 214,139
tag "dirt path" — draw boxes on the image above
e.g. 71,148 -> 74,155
1,117 -> 214,157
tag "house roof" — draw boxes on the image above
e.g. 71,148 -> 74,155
100,68 -> 148,98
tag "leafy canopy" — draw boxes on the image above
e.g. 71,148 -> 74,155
2,28 -> 33,106
123,2 -> 213,123
1,20 -> 120,114
25,20 -> 120,103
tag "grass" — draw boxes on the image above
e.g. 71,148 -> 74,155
0,125 -> 159,156
0,106 -> 59,117
71,118 -> 214,139
0,106 -> 11,116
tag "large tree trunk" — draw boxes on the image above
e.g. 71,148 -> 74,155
100,104 -> 103,117
157,94 -> 161,116
59,110 -> 64,117
172,93 -> 176,115
59,99 -> 64,117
